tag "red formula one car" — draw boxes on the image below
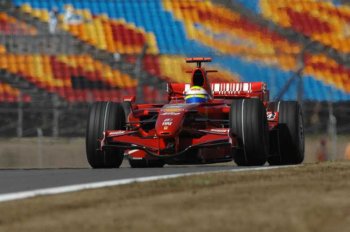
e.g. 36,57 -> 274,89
86,58 -> 304,168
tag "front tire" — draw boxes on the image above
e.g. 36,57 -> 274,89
230,99 -> 269,166
86,102 -> 126,168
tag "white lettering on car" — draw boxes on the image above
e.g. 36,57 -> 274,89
210,129 -> 229,133
267,112 -> 276,120
162,118 -> 173,126
160,112 -> 181,116
109,131 -> 126,136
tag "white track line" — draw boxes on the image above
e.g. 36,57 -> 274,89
0,165 -> 296,203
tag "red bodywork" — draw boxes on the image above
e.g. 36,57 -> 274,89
101,58 -> 279,164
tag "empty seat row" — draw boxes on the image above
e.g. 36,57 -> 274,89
1,46 -> 349,101
235,0 -> 347,14
19,4 -> 158,54
15,0 -> 188,54
0,54 -> 136,88
14,0 -> 350,55
164,0 -> 302,56
260,0 -> 350,52
0,12 -> 37,35
0,53 -> 139,102
54,86 -> 166,103
0,82 -> 31,102
0,83 -> 164,103
6,0 -> 350,102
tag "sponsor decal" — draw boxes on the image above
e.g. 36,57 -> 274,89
267,112 -> 276,120
160,112 -> 181,116
161,104 -> 186,113
109,131 -> 126,136
163,108 -> 182,113
163,126 -> 169,130
211,83 -> 253,94
164,104 -> 186,108
162,118 -> 173,126
210,129 -> 229,133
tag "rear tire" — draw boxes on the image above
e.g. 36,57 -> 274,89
230,99 -> 269,166
86,102 -> 126,168
268,101 -> 304,165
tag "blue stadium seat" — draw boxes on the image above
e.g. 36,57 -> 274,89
235,0 -> 260,13
234,0 -> 347,13
10,0 -> 350,101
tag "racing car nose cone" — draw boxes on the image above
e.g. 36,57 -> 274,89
156,110 -> 185,138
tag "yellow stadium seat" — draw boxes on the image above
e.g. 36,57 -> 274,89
32,9 -> 41,19
82,26 -> 90,42
115,41 -> 123,53
83,10 -> 92,20
0,55 -> 7,69
42,56 -> 51,74
40,10 -> 49,22
18,55 -> 27,74
0,45 -> 5,54
104,24 -> 115,52
20,4 -> 32,14
7,55 -> 16,73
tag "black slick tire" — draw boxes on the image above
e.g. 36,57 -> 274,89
268,101 -> 304,165
230,99 -> 269,166
86,102 -> 126,168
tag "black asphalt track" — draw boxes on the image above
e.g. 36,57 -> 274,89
0,164 -> 243,194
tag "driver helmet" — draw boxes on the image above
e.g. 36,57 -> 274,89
185,86 -> 209,104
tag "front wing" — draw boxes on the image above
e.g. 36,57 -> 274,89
100,129 -> 235,159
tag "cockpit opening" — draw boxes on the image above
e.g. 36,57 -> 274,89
193,70 -> 204,87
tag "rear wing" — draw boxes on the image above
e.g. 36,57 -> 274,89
167,82 -> 269,102
186,57 -> 212,68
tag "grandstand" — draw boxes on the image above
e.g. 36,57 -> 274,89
0,0 -> 349,136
